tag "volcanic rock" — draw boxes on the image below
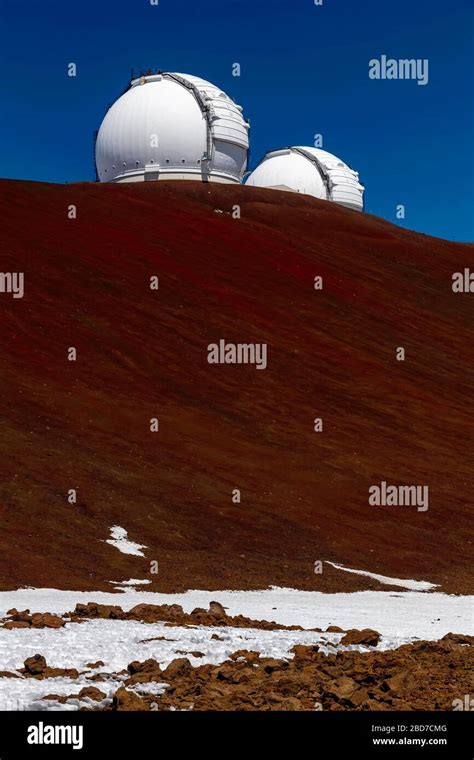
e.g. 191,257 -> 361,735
127,659 -> 162,675
340,629 -> 381,647
24,654 -> 47,675
383,669 -> 415,692
441,632 -> 474,646
113,687 -> 147,711
326,676 -> 359,701
3,621 -> 30,629
7,609 -> 31,623
209,601 -> 227,617
69,602 -> 124,620
78,687 -> 106,701
229,650 -> 260,663
291,644 -> 320,661
162,658 -> 192,679
30,613 -> 64,629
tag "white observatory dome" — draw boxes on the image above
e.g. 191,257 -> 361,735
246,146 -> 364,211
95,72 -> 249,184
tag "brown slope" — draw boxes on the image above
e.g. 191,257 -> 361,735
0,178 -> 472,593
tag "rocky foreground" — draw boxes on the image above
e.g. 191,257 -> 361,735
1,602 -> 472,711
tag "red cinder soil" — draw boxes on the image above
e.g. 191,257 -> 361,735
0,179 -> 472,593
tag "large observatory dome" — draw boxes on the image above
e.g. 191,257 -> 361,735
95,72 -> 249,184
246,147 -> 364,211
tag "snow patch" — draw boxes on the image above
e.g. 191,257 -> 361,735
129,682 -> 169,696
0,670 -> 125,712
105,526 -> 147,557
325,561 -> 437,591
109,579 -> 151,589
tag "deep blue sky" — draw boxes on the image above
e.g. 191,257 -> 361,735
1,0 -> 472,240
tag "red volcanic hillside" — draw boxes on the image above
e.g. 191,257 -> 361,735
0,179 -> 472,594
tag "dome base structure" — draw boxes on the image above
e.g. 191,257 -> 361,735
95,72 -> 249,185
109,170 -> 239,185
246,147 -> 364,211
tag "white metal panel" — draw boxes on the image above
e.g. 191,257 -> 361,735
175,73 -> 249,151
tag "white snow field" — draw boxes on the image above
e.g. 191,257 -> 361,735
0,586 -> 471,638
0,586 -> 471,711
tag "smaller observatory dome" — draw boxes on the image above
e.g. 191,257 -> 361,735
246,146 -> 364,211
95,72 -> 249,184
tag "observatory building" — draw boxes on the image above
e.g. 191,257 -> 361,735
246,146 -> 364,211
95,72 -> 249,184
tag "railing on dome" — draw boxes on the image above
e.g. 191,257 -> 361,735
130,68 -> 164,81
